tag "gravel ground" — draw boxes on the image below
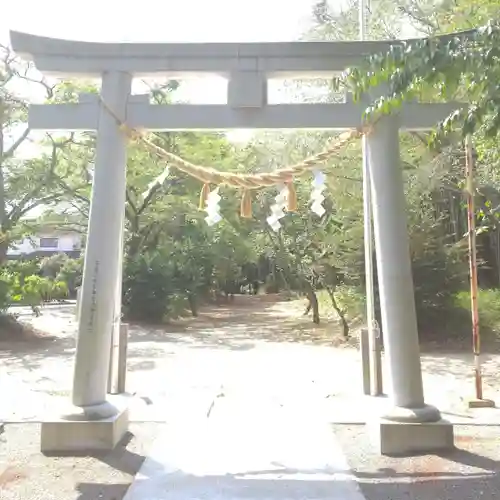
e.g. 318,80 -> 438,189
335,424 -> 500,500
2,297 -> 500,499
0,423 -> 163,500
6,423 -> 497,500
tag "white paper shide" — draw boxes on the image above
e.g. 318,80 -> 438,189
204,187 -> 222,226
310,169 -> 326,217
266,184 -> 288,232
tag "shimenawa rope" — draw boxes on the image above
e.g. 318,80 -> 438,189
98,96 -> 369,216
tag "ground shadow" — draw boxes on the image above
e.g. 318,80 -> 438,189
353,447 -> 500,478
76,457 -> 500,500
0,335 -> 75,373
0,303 -> 77,371
127,294 -> 356,351
420,350 -> 500,386
72,431 -> 163,500
336,424 -> 500,500
4,295 -> 499,390
76,482 -> 130,500
92,472 -> 365,500
98,434 -> 148,476
77,465 -> 500,500
437,446 -> 500,472
43,432 -> 147,474
357,475 -> 500,500
2,295 -> 354,369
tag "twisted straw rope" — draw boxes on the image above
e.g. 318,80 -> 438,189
100,96 -> 368,189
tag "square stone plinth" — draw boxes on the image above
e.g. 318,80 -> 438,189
368,418 -> 454,456
41,406 -> 129,454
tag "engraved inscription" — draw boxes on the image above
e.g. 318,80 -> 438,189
87,260 -> 99,335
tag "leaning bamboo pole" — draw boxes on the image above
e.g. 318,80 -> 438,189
465,135 -> 494,407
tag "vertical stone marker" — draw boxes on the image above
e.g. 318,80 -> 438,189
10,29 -> 461,455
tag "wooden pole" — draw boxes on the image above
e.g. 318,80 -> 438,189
465,135 -> 494,408
108,323 -> 128,395
359,0 -> 383,397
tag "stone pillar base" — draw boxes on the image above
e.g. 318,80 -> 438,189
368,418 -> 454,456
41,399 -> 129,454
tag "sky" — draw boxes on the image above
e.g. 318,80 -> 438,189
1,0 -> 327,143
1,0 -> 320,100
1,0 -> 316,43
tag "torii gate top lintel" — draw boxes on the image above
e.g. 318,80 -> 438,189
11,30 -> 397,77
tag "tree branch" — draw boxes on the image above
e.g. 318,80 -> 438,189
14,193 -> 66,222
2,127 -> 31,161
6,142 -> 60,225
397,3 -> 439,34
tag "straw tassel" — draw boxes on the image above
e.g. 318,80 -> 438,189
199,183 -> 211,210
240,189 -> 253,218
287,182 -> 297,212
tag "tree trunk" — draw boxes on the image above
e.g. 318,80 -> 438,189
326,286 -> 349,338
187,292 -> 198,317
303,301 -> 312,316
0,238 -> 8,265
304,285 -> 320,324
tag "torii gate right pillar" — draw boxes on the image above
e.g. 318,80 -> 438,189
366,115 -> 454,454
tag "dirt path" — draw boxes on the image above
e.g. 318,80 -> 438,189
1,294 -> 500,422
0,295 -> 356,422
1,294 -> 499,422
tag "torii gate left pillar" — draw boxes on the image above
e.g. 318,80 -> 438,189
11,30 -> 458,455
72,72 -> 131,414
46,72 -> 132,452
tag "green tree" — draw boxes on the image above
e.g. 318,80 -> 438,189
0,47 -> 93,262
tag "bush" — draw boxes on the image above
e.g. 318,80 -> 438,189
0,274 -> 11,314
333,285 -> 365,321
0,269 -> 68,308
56,257 -> 83,296
122,251 -> 179,323
454,288 -> 500,334
362,219 -> 469,337
412,242 -> 467,332
263,274 -> 282,294
4,259 -> 40,282
406,214 -> 469,334
40,253 -> 69,278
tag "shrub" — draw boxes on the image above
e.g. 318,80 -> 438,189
454,288 -> 500,334
364,218 -> 468,337
0,274 -> 11,314
11,274 -> 68,306
40,253 -> 69,278
410,230 -> 468,334
122,251 -> 178,323
333,285 -> 365,321
4,259 -> 40,282
56,257 -> 83,296
0,269 -> 68,308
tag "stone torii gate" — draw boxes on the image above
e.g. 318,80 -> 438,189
11,30 -> 457,455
